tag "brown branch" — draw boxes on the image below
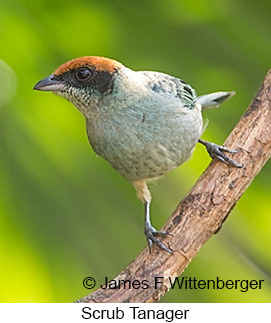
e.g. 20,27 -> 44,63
76,69 -> 271,303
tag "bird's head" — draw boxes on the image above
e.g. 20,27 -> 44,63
33,56 -> 124,113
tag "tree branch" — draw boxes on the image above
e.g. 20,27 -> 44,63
76,69 -> 271,303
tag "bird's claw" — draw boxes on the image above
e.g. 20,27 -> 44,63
145,225 -> 173,254
199,139 -> 243,168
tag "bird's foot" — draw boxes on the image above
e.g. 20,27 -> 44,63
199,139 -> 243,168
144,224 -> 173,254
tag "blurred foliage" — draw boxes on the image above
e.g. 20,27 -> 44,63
0,0 -> 270,302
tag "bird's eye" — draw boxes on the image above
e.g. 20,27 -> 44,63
75,68 -> 92,81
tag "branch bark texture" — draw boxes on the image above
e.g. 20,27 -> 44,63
77,70 -> 271,303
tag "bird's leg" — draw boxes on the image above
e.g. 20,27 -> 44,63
144,201 -> 173,254
132,180 -> 173,254
198,139 -> 243,168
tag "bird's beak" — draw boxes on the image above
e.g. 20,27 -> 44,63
33,75 -> 66,92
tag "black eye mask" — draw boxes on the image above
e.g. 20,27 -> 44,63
60,67 -> 115,94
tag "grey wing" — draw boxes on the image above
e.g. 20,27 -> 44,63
142,71 -> 197,109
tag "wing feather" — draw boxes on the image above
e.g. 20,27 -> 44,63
142,71 -> 197,109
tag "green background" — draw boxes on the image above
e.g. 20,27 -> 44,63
0,0 -> 270,302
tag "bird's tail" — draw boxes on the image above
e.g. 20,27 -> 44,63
196,91 -> 235,109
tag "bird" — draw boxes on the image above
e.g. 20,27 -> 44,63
33,56 -> 242,254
